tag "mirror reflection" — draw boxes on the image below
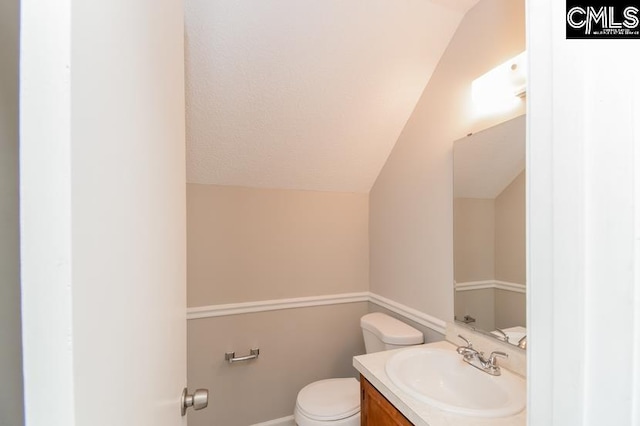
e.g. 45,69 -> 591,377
453,115 -> 526,347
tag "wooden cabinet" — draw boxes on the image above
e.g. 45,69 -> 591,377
360,375 -> 413,426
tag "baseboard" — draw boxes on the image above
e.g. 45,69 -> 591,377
250,414 -> 296,426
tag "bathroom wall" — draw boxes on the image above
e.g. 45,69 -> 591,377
453,198 -> 495,283
0,0 -> 24,424
370,0 -> 525,323
454,288 -> 496,331
494,171 -> 526,285
188,303 -> 368,426
454,171 -> 525,285
494,289 -> 525,329
187,184 -> 369,425
187,184 -> 369,305
494,170 -> 526,328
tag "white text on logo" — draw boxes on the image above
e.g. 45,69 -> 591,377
567,6 -> 639,34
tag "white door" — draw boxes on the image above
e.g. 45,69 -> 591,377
19,1 -> 194,425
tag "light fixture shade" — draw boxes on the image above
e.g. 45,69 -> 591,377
472,51 -> 527,116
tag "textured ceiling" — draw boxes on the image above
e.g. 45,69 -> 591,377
185,0 -> 479,192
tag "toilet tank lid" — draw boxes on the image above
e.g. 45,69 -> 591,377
361,313 -> 424,345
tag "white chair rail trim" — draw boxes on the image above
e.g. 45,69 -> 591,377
187,292 -> 369,320
187,292 -> 447,334
455,280 -> 526,294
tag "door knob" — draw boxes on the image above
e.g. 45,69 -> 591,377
181,387 -> 209,416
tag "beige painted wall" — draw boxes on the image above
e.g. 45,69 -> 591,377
453,198 -> 494,283
187,185 -> 369,423
370,0 -> 525,322
187,184 -> 369,306
454,173 -> 525,285
454,287 -> 525,331
187,303 -> 368,426
495,289 -> 526,329
454,289 -> 496,331
495,171 -> 526,284
0,0 -> 24,423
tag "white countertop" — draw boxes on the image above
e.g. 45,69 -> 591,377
353,341 -> 526,426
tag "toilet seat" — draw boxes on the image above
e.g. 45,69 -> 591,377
294,378 -> 360,426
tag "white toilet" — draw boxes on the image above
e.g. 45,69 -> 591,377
293,312 -> 424,426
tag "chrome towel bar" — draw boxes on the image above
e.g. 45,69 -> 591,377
225,348 -> 260,363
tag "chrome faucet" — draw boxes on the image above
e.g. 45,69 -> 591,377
456,335 -> 478,357
517,335 -> 527,349
494,328 -> 510,343
456,335 -> 509,376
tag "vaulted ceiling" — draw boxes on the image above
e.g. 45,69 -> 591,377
185,0 -> 479,193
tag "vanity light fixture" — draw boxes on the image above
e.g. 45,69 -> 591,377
472,51 -> 527,116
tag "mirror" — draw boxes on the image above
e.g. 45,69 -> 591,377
453,115 -> 526,347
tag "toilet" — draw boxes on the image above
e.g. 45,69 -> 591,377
293,312 -> 424,426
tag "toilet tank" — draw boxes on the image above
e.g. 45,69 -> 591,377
360,313 -> 424,354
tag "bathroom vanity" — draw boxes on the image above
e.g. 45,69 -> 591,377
361,376 -> 412,426
354,340 -> 526,426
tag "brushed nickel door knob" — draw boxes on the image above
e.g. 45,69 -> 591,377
181,387 -> 209,416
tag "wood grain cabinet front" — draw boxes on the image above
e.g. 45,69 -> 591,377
360,375 -> 413,426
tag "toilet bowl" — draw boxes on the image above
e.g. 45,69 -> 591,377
294,313 -> 423,426
294,378 -> 360,426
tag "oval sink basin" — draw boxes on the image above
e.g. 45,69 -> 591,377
385,347 -> 525,418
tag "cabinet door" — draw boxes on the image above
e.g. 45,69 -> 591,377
360,375 -> 413,426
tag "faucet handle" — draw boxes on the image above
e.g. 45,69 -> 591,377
457,334 -> 472,348
456,335 -> 479,358
487,351 -> 508,366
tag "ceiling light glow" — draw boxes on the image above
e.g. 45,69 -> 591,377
472,51 -> 527,117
